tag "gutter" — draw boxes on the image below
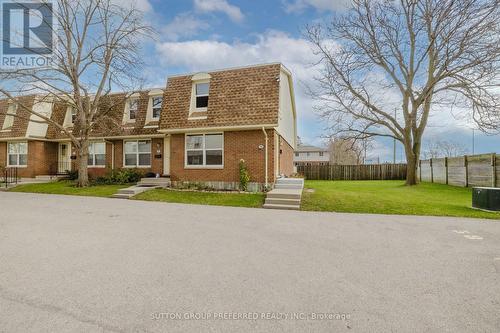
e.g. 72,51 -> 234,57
262,127 -> 269,189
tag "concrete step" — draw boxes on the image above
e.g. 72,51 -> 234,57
265,197 -> 301,205
266,189 -> 302,200
276,178 -> 304,185
263,203 -> 300,210
274,183 -> 304,190
137,178 -> 170,188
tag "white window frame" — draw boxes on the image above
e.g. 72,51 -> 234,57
123,139 -> 151,168
151,96 -> 162,120
2,103 -> 17,130
128,98 -> 139,121
184,133 -> 224,169
189,73 -> 211,119
7,141 -> 28,167
87,142 -> 106,168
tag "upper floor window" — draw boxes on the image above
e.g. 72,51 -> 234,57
2,103 -> 17,130
128,99 -> 139,121
295,152 -> 299,157
195,83 -> 209,109
7,142 -> 27,167
319,152 -> 324,157
152,96 -> 162,119
71,107 -> 77,124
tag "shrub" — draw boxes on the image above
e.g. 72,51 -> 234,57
144,172 -> 156,178
67,170 -> 78,180
92,168 -> 143,185
239,159 -> 250,191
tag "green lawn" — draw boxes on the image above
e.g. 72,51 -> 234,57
133,189 -> 265,208
10,180 -> 129,197
302,180 -> 500,220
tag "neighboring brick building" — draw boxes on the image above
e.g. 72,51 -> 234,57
0,63 -> 297,189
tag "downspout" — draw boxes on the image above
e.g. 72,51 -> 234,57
262,127 -> 268,190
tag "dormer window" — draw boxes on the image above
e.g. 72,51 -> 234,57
2,103 -> 17,130
129,98 -> 138,121
152,96 -> 162,119
189,73 -> 211,118
71,107 -> 77,124
195,83 -> 209,108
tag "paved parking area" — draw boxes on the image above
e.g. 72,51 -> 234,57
1,192 -> 499,332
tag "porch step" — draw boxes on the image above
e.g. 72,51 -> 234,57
35,175 -> 67,181
274,183 -> 304,190
266,189 -> 302,200
275,178 -> 304,185
137,177 -> 171,188
263,178 -> 304,210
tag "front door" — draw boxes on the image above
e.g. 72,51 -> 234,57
58,143 -> 70,173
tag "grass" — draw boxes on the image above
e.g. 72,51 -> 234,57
133,189 -> 265,208
301,180 -> 500,220
10,180 -> 129,198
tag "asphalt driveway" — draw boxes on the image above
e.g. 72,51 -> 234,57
0,192 -> 499,332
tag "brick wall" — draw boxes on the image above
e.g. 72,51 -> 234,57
108,138 -> 164,176
0,140 -> 58,178
170,129 -> 275,184
279,135 -> 294,176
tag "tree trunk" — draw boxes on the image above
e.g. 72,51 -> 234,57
77,140 -> 90,187
405,142 -> 421,186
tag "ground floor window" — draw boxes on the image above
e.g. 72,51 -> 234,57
185,133 -> 223,167
88,142 -> 106,167
7,142 -> 28,167
124,140 -> 151,167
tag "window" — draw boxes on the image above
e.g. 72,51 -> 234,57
195,83 -> 209,109
71,107 -> 77,124
124,140 -> 151,167
186,133 -> 223,167
7,142 -> 27,167
87,142 -> 106,167
307,152 -> 310,157
295,153 -> 299,157
128,99 -> 138,121
152,96 -> 162,119
2,103 -> 17,130
319,152 -> 324,157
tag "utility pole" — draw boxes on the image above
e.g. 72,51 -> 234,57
472,128 -> 475,155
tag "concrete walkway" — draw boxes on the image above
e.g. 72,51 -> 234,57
0,192 -> 499,332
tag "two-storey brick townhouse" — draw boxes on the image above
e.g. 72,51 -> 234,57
0,63 -> 297,190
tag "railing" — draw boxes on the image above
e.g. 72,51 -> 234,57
48,161 -> 74,175
297,163 -> 407,181
1,167 -> 18,188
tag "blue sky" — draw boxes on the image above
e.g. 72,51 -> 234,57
133,0 -> 499,161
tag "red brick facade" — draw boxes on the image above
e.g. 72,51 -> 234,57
0,64 -> 296,188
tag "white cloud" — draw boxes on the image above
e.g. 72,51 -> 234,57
194,0 -> 244,22
162,13 -> 209,41
283,0 -> 350,13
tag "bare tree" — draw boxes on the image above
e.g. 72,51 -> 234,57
328,136 -> 368,165
422,139 -> 467,159
306,0 -> 500,185
0,0 -> 153,186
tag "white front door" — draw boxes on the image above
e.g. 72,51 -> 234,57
58,143 -> 70,173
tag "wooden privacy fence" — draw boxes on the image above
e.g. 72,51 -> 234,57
297,164 -> 407,181
419,153 -> 499,188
